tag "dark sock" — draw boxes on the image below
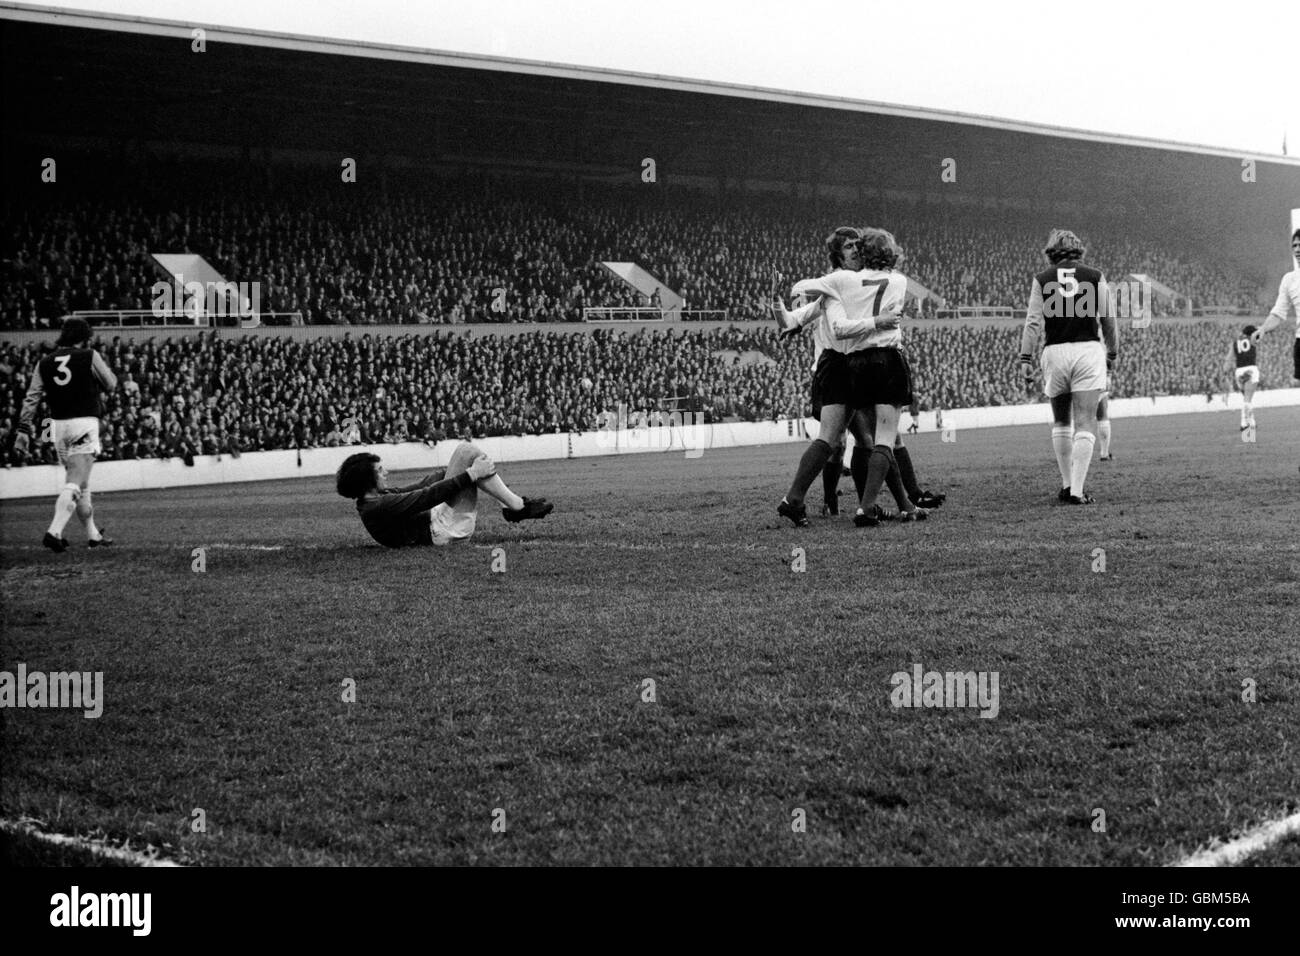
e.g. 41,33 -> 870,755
850,444 -> 870,501
786,439 -> 833,506
885,460 -> 911,510
858,445 -> 896,512
894,444 -> 922,500
821,444 -> 844,505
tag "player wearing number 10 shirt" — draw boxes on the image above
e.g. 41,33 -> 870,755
14,317 -> 118,552
1226,325 -> 1260,431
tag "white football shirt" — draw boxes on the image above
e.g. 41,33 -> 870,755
1269,269 -> 1300,337
795,268 -> 908,353
788,284 -> 836,370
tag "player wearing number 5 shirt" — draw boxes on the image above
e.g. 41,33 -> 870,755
14,317 -> 118,552
1019,228 -> 1118,506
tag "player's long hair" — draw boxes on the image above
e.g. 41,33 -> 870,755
336,452 -> 380,499
857,228 -> 902,270
1243,324 -> 1258,337
1044,228 -> 1086,263
825,226 -> 861,270
56,316 -> 92,348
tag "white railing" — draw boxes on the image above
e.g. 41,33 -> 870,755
583,307 -> 666,322
1190,306 -> 1253,317
67,310 -> 304,328
68,310 -> 201,328
933,307 -> 1027,320
582,307 -> 728,323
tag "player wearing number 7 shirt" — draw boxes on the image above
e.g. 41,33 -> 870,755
13,317 -> 118,552
836,228 -> 918,526
774,231 -> 932,523
773,226 -> 886,527
1019,228 -> 1118,506
781,227 -> 915,528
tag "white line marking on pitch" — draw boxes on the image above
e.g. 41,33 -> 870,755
1173,809 -> 1300,867
0,542 -> 290,552
0,819 -> 182,867
203,543 -> 285,550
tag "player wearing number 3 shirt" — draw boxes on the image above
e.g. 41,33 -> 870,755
14,317 -> 118,552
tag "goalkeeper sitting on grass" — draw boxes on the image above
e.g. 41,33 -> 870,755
336,441 -> 552,548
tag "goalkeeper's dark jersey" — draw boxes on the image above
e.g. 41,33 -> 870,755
356,470 -> 475,548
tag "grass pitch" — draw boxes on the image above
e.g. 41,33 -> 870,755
2,406 -> 1298,865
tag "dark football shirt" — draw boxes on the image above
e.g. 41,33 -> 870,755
356,469 -> 474,548
1232,335 -> 1258,368
38,347 -> 102,419
1035,259 -> 1107,347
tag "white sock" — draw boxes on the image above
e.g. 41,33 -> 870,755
1097,420 -> 1111,457
1051,426 -> 1073,488
48,483 -> 80,537
477,474 -> 524,511
1070,431 -> 1096,497
76,490 -> 101,540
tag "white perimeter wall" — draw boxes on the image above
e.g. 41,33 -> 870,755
2,388 -> 1297,500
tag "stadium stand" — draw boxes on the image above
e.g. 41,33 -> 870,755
0,153 -> 1282,465
0,320 -> 1289,465
0,156 -> 1268,333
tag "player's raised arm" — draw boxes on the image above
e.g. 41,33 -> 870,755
790,281 -> 827,322
775,282 -> 826,332
790,298 -> 823,327
774,279 -> 828,335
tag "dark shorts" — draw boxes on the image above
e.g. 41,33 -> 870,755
810,349 -> 852,418
1294,339 -> 1299,380
847,347 -> 912,408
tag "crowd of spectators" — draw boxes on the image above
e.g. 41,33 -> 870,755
1,155 -> 1269,332
0,319 -> 1287,466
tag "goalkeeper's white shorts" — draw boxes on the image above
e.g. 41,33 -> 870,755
429,502 -> 476,546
